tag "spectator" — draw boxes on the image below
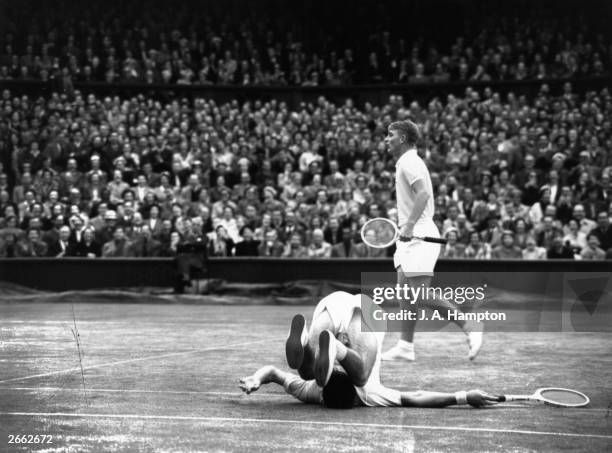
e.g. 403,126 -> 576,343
522,237 -> 547,260
491,230 -> 522,259
16,228 -> 48,257
591,212 -> 612,251
234,226 -> 260,257
547,236 -> 575,259
258,229 -> 284,257
47,225 -> 76,257
440,229 -> 466,259
331,227 -> 359,258
131,225 -> 162,257
102,226 -> 134,257
463,231 -> 491,259
580,234 -> 606,260
307,228 -> 332,258
282,232 -> 309,258
75,227 -> 102,258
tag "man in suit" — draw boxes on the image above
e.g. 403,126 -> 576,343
47,225 -> 76,257
331,227 -> 359,258
75,227 -> 102,258
102,226 -> 134,257
131,224 -> 162,257
591,211 -> 612,251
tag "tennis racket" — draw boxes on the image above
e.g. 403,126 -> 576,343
496,387 -> 590,408
361,217 -> 447,249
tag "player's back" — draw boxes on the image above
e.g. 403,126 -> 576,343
395,149 -> 435,225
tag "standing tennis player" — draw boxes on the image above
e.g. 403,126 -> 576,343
382,120 -> 483,361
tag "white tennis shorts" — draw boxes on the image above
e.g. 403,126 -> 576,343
393,220 -> 441,274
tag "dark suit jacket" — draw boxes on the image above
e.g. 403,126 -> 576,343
75,240 -> 102,257
46,239 -> 77,257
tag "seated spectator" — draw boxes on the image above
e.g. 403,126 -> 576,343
351,230 -> 387,258
16,228 -> 48,257
47,225 -> 76,257
75,227 -> 102,258
331,227 -> 359,258
440,229 -> 466,259
307,228 -> 332,258
131,225 -> 162,257
0,233 -> 18,257
102,226 -> 134,257
282,232 -> 309,258
535,216 -> 559,250
590,212 -> 612,251
491,230 -> 522,259
580,234 -> 606,260
234,226 -> 260,257
547,236 -> 575,259
463,231 -> 491,259
258,229 -> 284,257
207,225 -> 236,257
562,219 -> 587,254
521,237 -> 547,260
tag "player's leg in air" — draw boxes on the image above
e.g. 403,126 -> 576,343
285,291 -> 358,380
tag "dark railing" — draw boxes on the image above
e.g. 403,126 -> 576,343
1,76 -> 611,107
0,257 -> 609,291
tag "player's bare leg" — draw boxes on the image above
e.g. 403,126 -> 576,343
383,272 -> 483,361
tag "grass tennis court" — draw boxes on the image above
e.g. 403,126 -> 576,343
1,302 -> 611,452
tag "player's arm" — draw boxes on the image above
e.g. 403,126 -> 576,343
239,365 -> 288,393
400,389 -> 500,408
239,365 -> 322,404
401,178 -> 429,236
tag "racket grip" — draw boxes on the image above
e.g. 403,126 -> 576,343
497,396 -> 507,402
422,236 -> 447,244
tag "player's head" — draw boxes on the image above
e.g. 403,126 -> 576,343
386,120 -> 421,152
322,370 -> 357,409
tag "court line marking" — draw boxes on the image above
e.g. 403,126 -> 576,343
0,339 -> 268,384
1,412 -> 610,439
0,387 -> 608,412
0,387 -> 285,398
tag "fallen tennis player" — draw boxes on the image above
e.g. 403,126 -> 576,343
239,291 -> 499,408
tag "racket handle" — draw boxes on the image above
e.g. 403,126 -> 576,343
415,236 -> 448,244
399,236 -> 448,244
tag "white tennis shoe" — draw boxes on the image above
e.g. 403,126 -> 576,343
381,342 -> 415,361
466,330 -> 483,361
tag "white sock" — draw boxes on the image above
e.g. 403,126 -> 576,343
398,340 -> 414,351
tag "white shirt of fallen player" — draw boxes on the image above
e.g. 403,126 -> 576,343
285,292 -> 401,407
393,148 -> 441,274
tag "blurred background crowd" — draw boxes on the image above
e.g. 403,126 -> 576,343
0,0 -> 610,86
0,0 -> 611,260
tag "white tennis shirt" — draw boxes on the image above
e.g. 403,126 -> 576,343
395,149 -> 435,226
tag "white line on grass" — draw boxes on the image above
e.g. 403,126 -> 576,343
0,387 -> 286,398
0,412 -> 610,440
0,339 -> 268,384
0,387 -> 609,412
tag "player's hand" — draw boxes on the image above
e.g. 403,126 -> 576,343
337,332 -> 350,347
399,223 -> 414,241
466,389 -> 501,408
239,375 -> 261,394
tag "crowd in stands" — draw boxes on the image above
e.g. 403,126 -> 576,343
1,79 -> 612,260
0,0 -> 610,86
